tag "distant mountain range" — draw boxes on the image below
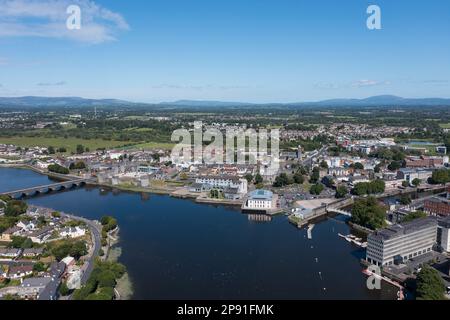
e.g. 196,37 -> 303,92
0,96 -> 134,108
0,95 -> 450,108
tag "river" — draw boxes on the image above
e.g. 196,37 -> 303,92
0,167 -> 398,299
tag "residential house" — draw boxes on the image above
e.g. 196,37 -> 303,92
22,248 -> 44,258
0,248 -> 22,258
17,220 -> 37,232
8,264 -> 33,279
59,226 -> 86,239
19,277 -> 52,300
0,226 -> 21,242
29,226 -> 54,244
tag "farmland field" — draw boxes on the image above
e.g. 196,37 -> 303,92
0,136 -> 128,153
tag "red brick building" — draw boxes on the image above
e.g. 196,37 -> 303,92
405,156 -> 444,168
424,197 -> 450,217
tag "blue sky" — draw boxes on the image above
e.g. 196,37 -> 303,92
0,0 -> 449,103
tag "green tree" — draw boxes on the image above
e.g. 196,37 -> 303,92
351,196 -> 386,230
69,161 -> 86,170
319,160 -> 328,169
5,200 -> 28,217
412,178 -> 421,187
416,265 -> 446,300
33,262 -> 47,272
402,211 -> 427,223
97,270 -> 116,288
310,184 -> 324,195
430,169 -> 450,185
59,283 -> 71,296
48,164 -> 69,174
51,211 -> 61,218
76,144 -> 85,154
335,185 -> 348,199
254,173 -> 263,185
352,162 -> 364,170
309,167 -> 320,184
293,172 -> 304,184
48,146 -> 55,154
388,161 -> 402,171
273,173 -> 292,188
399,194 -> 412,205
244,174 -> 253,183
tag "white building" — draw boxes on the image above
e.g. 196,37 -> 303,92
66,269 -> 82,290
366,217 -> 437,267
245,190 -> 274,210
60,226 -> 86,239
195,175 -> 248,194
438,217 -> 450,253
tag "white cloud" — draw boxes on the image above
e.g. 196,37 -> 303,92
37,81 -> 66,86
0,0 -> 129,44
351,79 -> 390,88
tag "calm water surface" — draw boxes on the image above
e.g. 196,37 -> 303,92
0,168 -> 398,299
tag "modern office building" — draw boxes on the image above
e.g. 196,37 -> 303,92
366,217 -> 438,267
437,217 -> 450,253
396,168 -> 434,184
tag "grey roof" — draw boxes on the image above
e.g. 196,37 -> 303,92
370,217 -> 438,242
38,277 -> 60,300
224,187 -> 239,194
21,277 -> 52,288
0,248 -> 21,255
438,216 -> 450,228
23,248 -> 44,255
248,189 -> 273,200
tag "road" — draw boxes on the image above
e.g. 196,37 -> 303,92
59,212 -> 102,285
301,146 -> 328,168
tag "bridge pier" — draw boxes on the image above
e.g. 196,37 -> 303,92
0,179 -> 89,199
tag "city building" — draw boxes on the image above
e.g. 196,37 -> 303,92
366,217 -> 438,266
436,146 -> 448,155
244,190 -> 275,210
424,197 -> 450,217
397,168 -> 434,184
195,175 -> 248,194
405,156 -> 444,168
437,217 -> 450,253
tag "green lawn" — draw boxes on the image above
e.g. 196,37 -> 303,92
0,136 -> 128,153
125,141 -> 174,150
439,123 -> 450,129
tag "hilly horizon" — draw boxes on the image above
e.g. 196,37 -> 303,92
0,95 -> 450,108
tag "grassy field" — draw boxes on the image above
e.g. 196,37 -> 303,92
439,123 -> 450,129
126,141 -> 174,150
0,136 -> 127,153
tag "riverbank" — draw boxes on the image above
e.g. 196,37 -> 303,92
107,247 -> 133,300
1,166 -> 400,299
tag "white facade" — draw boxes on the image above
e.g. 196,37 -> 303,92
196,176 -> 248,194
245,190 -> 274,210
60,226 -> 86,239
367,218 -> 437,266
438,218 -> 450,253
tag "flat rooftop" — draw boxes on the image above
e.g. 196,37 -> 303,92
370,217 -> 438,241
